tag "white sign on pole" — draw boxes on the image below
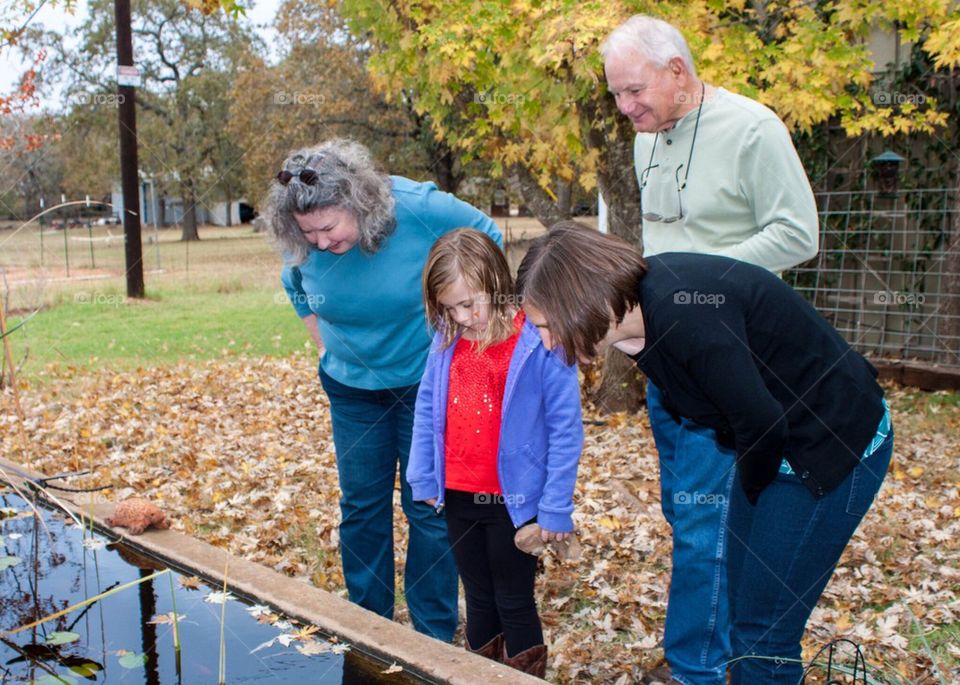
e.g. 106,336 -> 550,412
117,65 -> 141,87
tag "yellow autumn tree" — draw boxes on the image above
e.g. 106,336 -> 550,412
337,0 -> 959,238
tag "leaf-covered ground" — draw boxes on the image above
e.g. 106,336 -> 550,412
2,356 -> 958,684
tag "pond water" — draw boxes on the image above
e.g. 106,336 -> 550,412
0,491 -> 422,684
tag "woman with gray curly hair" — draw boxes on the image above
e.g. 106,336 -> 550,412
265,139 -> 501,642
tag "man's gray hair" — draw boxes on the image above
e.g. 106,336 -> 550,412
264,139 -> 396,265
601,14 -> 697,76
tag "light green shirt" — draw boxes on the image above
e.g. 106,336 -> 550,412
634,88 -> 818,273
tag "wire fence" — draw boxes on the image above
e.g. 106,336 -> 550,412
785,188 -> 959,370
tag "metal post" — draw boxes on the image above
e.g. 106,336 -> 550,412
39,196 -> 44,266
62,199 -> 70,277
86,195 -> 95,268
115,0 -> 145,298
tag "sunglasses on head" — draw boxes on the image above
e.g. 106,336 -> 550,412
277,153 -> 331,186
276,167 -> 319,186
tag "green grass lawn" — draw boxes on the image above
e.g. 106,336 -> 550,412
7,285 -> 310,379
1,225 -> 313,381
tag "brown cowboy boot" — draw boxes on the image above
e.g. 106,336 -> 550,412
466,633 -> 504,662
503,644 -> 547,679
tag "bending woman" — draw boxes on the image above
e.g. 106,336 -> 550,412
516,222 -> 892,684
265,139 -> 501,641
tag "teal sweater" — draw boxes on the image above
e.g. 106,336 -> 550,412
281,176 -> 502,390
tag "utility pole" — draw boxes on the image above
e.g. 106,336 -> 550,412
114,0 -> 145,298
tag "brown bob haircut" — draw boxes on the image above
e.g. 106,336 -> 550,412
516,221 -> 648,362
423,228 -> 517,351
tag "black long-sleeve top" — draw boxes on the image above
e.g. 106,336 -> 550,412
631,253 -> 886,503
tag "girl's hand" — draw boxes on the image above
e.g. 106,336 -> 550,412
539,528 -> 569,542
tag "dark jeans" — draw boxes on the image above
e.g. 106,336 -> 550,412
444,489 -> 542,657
319,367 -> 459,641
648,382 -> 735,684
726,430 -> 894,683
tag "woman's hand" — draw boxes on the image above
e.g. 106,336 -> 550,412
302,314 -> 326,354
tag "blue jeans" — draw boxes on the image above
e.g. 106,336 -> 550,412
726,430 -> 894,684
319,367 -> 459,641
647,382 -> 736,685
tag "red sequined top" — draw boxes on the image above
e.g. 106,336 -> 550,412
444,311 -> 525,494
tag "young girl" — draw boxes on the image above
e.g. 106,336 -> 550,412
407,229 -> 584,678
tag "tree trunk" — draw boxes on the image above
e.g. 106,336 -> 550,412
510,164 -> 571,228
941,174 -> 960,364
555,179 -> 573,218
588,94 -> 646,412
431,144 -> 463,194
180,181 -> 200,242
593,350 -> 647,413
224,198 -> 233,227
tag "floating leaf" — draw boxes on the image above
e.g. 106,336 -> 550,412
296,640 -> 330,656
46,631 -> 81,646
178,575 -> 202,590
9,533 -> 22,540
250,637 -> 277,654
0,556 -> 22,570
245,603 -> 272,617
118,652 -> 148,669
68,661 -> 102,677
148,612 -> 185,625
33,674 -> 78,685
291,625 -> 320,641
204,591 -> 235,604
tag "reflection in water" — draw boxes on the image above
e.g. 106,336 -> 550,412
0,492 -> 423,684
138,569 -> 160,685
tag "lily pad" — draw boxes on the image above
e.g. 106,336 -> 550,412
0,555 -> 21,570
31,675 -> 78,685
45,632 -> 81,646
68,661 -> 102,678
118,652 -> 148,669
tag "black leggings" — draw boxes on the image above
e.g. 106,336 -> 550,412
444,489 -> 543,657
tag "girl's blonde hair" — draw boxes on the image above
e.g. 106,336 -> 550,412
423,229 -> 517,351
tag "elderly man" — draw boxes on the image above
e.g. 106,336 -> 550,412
601,14 -> 819,685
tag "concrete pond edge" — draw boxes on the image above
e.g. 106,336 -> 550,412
0,457 -> 543,685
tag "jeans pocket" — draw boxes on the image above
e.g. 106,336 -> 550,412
845,467 -> 873,518
846,431 -> 894,518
